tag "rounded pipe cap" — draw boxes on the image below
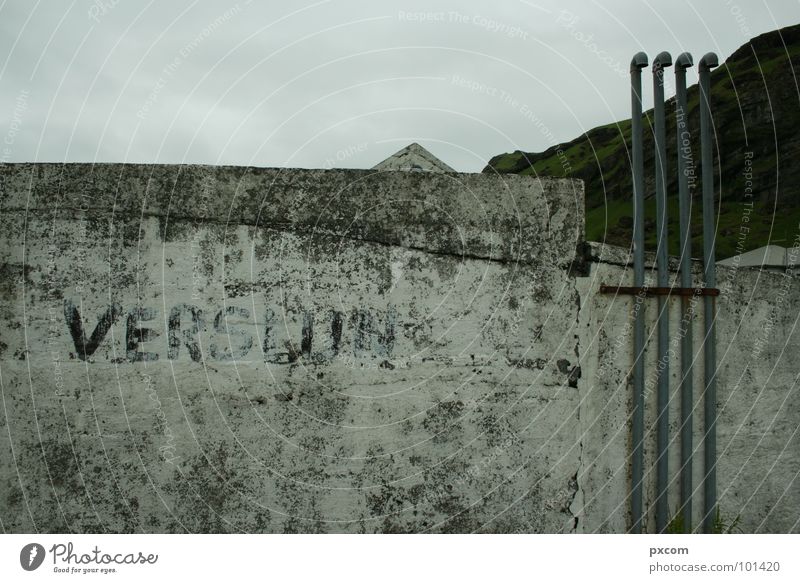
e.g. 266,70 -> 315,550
630,51 -> 648,72
652,51 -> 673,71
699,52 -> 719,71
675,52 -> 693,70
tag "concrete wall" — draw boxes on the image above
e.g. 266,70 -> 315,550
0,163 -> 797,533
0,163 -> 588,533
580,243 -> 800,533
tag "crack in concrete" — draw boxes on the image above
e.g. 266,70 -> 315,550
2,208 -> 564,268
567,271 -> 587,533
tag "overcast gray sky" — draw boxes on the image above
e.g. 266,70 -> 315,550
1,0 -> 797,172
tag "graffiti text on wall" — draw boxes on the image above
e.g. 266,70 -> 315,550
63,300 -> 397,363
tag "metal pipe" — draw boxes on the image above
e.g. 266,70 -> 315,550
630,51 -> 648,534
675,52 -> 694,533
652,50 -> 672,533
699,51 -> 719,533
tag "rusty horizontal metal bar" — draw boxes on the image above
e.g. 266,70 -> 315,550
599,285 -> 720,297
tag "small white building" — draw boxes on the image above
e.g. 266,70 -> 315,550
717,244 -> 796,272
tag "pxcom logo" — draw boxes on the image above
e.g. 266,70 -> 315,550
20,543 -> 46,571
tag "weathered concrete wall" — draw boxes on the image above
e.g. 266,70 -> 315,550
1,163 -> 797,533
0,163 -> 587,533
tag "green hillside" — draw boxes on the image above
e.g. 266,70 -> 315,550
484,24 -> 800,260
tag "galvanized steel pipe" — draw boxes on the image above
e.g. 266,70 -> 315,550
675,52 -> 694,533
652,50 -> 672,533
699,51 -> 720,533
630,51 -> 648,534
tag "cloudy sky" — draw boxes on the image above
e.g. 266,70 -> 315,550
0,0 -> 797,172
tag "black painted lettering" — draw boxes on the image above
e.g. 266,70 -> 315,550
64,300 -> 122,360
210,306 -> 253,361
263,309 -> 315,364
351,306 -> 396,357
330,310 -> 343,353
311,310 -> 344,362
167,304 -> 204,362
262,307 -> 275,357
301,311 -> 313,356
127,307 -> 160,362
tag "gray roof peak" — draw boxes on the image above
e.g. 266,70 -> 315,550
372,143 -> 456,173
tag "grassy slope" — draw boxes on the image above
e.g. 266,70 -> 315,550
484,24 -> 800,259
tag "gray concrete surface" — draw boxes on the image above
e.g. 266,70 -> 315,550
0,162 -> 797,533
